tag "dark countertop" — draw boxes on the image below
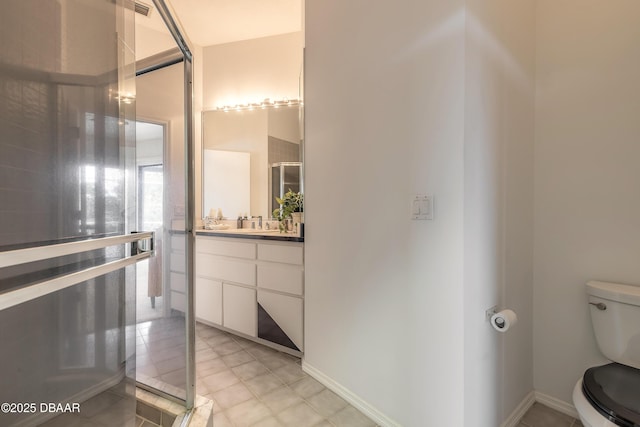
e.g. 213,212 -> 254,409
196,229 -> 304,243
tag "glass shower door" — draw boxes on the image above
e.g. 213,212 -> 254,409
0,1 -> 139,426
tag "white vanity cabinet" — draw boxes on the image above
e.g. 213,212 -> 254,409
256,242 -> 304,351
195,234 -> 304,353
195,237 -> 256,335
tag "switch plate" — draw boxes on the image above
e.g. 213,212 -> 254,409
411,195 -> 433,220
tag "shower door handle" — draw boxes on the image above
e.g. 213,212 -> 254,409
0,232 -> 155,311
0,232 -> 154,269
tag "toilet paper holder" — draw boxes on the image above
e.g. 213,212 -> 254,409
486,306 -> 518,332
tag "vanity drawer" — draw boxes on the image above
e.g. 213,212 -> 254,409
257,243 -> 303,265
257,263 -> 303,296
196,254 -> 256,286
197,237 -> 256,259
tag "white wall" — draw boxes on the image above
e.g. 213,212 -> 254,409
135,24 -> 177,61
464,1 -> 535,425
305,2 -> 539,425
305,2 -> 466,425
202,32 -> 303,109
533,0 -> 640,405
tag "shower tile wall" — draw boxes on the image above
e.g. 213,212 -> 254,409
0,0 -> 61,247
268,136 -> 300,165
0,2 -> 125,250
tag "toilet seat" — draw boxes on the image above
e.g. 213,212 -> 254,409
582,363 -> 640,427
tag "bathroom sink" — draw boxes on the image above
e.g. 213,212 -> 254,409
206,224 -> 230,230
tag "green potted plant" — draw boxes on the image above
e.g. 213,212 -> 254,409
272,189 -> 303,232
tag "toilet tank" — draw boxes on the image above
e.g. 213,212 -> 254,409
586,280 -> 640,370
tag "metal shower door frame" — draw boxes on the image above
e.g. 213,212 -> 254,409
150,0 -> 197,411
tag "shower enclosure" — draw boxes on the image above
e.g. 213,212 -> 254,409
0,1 -> 196,425
270,162 -> 303,214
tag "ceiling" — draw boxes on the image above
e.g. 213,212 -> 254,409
136,0 -> 302,47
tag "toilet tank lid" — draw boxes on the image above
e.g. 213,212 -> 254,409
587,281 -> 640,305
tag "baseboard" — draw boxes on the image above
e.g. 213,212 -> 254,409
500,391 -> 536,427
534,391 -> 579,419
299,363 -> 579,427
301,360 -> 401,427
500,390 -> 578,426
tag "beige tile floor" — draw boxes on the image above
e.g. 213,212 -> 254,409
40,391 -> 584,427
139,317 -> 586,427
193,322 -> 377,427
137,317 -> 377,426
39,341 -> 584,427
137,316 -> 187,392
519,403 -> 583,427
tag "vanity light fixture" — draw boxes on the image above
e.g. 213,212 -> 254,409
217,97 -> 301,112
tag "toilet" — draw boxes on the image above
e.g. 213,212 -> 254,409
572,281 -> 640,427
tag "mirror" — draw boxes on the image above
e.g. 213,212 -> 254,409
202,105 -> 302,219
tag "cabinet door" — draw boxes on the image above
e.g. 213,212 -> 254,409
257,290 -> 303,352
223,284 -> 257,337
195,277 -> 222,325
